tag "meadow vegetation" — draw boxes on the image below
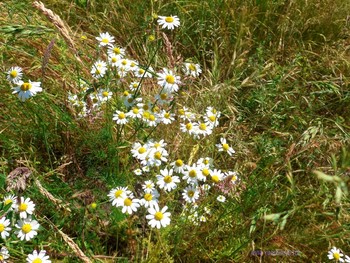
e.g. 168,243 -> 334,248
1,0 -> 350,262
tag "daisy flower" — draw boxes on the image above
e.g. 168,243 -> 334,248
97,89 -> 113,102
217,195 -> 226,203
210,169 -> 224,184
113,110 -> 128,125
16,197 -> 35,219
129,81 -> 141,91
157,68 -> 181,93
146,203 -> 171,229
3,194 -> 17,210
96,32 -> 115,47
155,91 -> 173,105
142,180 -> 156,193
140,190 -> 160,208
171,159 -> 186,174
12,80 -> 42,102
133,168 -> 143,176
157,110 -> 175,125
216,138 -> 235,156
131,142 -> 149,160
127,107 -> 143,119
15,217 -> 40,241
26,250 -> 51,263
107,45 -> 125,58
204,109 -> 220,127
120,196 -> 140,215
108,54 -> 120,67
156,168 -> 180,192
197,157 -> 214,168
91,60 -> 107,79
180,122 -> 198,136
183,164 -> 200,184
182,185 -> 200,203
178,107 -> 196,121
157,15 -> 180,30
183,62 -> 201,77
0,246 -> 9,262
0,217 -> 11,239
148,139 -> 167,151
194,122 -> 213,137
143,148 -> 168,167
328,247 -> 344,262
108,187 -> 132,207
134,66 -> 153,78
7,66 -> 23,83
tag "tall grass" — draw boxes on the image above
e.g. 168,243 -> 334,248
1,0 -> 350,262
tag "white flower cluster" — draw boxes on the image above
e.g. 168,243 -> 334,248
0,195 -> 51,262
6,66 -> 42,102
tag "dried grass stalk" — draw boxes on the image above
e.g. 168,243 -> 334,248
161,32 -> 175,69
34,178 -> 71,213
56,227 -> 92,263
32,1 -> 83,66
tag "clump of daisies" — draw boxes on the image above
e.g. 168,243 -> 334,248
0,194 -> 51,260
5,66 -> 42,102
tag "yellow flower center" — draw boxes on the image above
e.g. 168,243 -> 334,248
160,93 -> 167,100
33,258 -> 43,263
188,190 -> 195,197
10,70 -> 18,78
333,252 -> 340,260
209,115 -> 216,122
102,91 -> 109,97
143,104 -> 149,111
155,211 -> 164,220
148,114 -> 156,121
204,159 -> 210,165
199,123 -> 207,130
101,38 -> 109,43
4,199 -> 12,205
188,64 -> 196,71
186,123 -> 193,130
112,57 -> 118,63
0,255 -> 3,260
202,168 -> 210,177
19,203 -> 28,212
154,143 -> 161,148
178,109 -> 185,115
124,198 -> 132,206
132,108 -> 139,114
133,83 -> 138,88
90,202 -> 97,209
164,175 -> 172,183
223,143 -> 230,151
175,159 -> 183,167
189,170 -> 197,178
138,69 -> 145,75
130,62 -> 136,67
154,151 -> 161,160
138,147 -> 146,154
165,75 -> 175,84
113,47 -> 120,54
114,190 -> 123,198
118,113 -> 126,119
165,17 -> 174,23
20,82 -> 32,91
212,175 -> 220,183
95,68 -> 101,74
164,113 -> 170,119
143,111 -> 150,119
123,91 -> 129,96
22,223 -> 32,234
0,224 -> 5,232
122,60 -> 127,66
153,106 -> 160,113
144,193 -> 153,201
